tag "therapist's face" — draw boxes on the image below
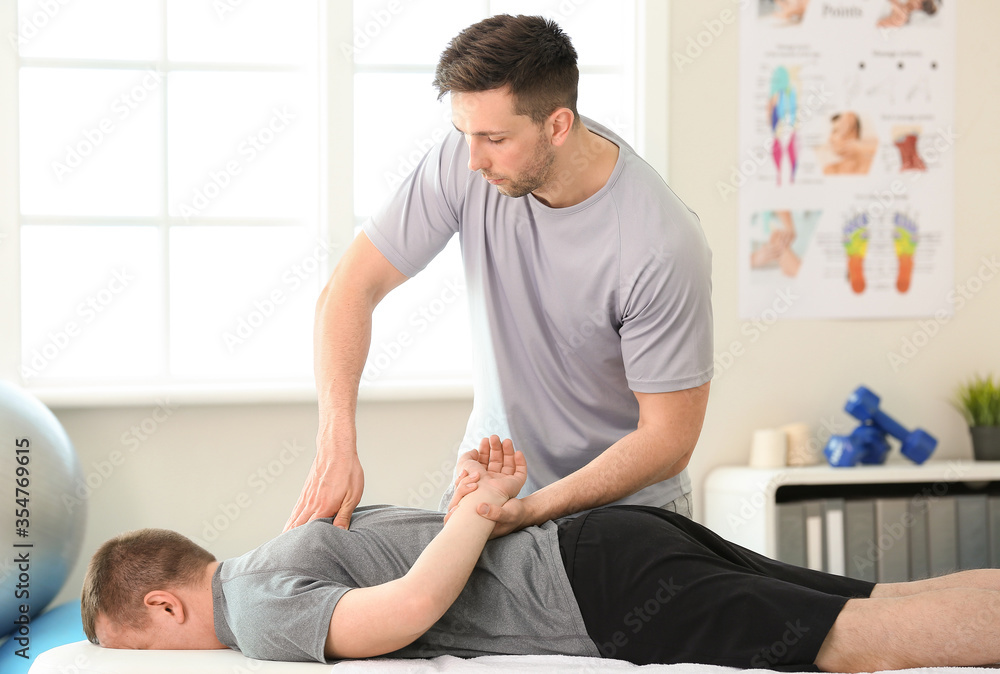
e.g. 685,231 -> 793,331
451,87 -> 556,199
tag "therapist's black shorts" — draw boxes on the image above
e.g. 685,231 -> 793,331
556,506 -> 875,671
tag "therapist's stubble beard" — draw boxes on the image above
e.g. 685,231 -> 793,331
482,131 -> 557,199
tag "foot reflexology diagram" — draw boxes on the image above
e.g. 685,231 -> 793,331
738,0 -> 953,319
835,209 -> 926,297
843,212 -> 869,294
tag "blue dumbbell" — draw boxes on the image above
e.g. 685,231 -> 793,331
853,424 -> 890,464
824,434 -> 861,466
844,386 -> 937,464
824,425 -> 890,467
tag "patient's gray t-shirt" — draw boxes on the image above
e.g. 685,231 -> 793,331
212,505 -> 600,663
364,118 -> 713,509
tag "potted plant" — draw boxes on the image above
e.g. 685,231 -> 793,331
953,374 -> 1000,460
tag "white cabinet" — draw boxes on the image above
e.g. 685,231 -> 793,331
703,461 -> 1000,560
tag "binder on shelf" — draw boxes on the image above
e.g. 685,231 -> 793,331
927,496 -> 959,577
804,501 -> 825,572
989,495 -> 1000,568
908,497 -> 930,580
823,499 -> 846,576
956,494 -> 989,571
776,502 -> 807,567
874,498 -> 909,583
844,499 -> 876,582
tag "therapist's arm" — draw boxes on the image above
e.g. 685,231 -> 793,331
454,381 -> 711,537
284,232 -> 408,532
324,437 -> 525,659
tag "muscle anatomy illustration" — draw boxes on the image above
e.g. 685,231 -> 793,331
768,66 -> 799,186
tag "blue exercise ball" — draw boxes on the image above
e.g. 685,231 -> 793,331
0,600 -> 86,673
0,381 -> 87,639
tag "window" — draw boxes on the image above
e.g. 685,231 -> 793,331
11,0 -> 323,400
1,0 -> 665,404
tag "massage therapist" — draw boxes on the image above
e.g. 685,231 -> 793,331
285,14 -> 714,536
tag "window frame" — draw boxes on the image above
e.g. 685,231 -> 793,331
0,0 -> 669,408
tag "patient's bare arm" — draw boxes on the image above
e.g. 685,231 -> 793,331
323,437 -> 526,660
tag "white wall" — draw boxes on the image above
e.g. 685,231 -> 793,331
50,0 -> 1000,608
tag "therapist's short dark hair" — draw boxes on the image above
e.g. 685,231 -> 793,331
81,528 -> 215,644
433,14 -> 580,127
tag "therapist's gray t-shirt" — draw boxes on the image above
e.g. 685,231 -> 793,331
364,118 -> 714,509
212,505 -> 599,663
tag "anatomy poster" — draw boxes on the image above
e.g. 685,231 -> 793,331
736,0 -> 955,319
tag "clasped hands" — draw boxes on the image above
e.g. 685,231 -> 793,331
445,435 -> 530,538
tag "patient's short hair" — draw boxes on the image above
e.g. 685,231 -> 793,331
81,528 -> 215,644
433,14 -> 580,127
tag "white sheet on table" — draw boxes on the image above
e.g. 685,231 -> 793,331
28,641 -> 1000,674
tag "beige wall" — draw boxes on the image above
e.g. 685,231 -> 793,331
51,1 -> 999,607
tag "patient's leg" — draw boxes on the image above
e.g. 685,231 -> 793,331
871,568 -> 1000,597
815,589 -> 1000,671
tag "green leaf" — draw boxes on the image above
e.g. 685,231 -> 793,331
953,374 -> 1000,426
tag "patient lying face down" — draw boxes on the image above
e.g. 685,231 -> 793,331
84,529 -> 226,652
83,437 -> 1000,671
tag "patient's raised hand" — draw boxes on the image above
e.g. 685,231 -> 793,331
454,435 -> 526,506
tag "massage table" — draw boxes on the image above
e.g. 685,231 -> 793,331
27,641 -> 1000,674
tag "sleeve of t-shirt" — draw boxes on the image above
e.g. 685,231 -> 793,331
363,130 -> 469,278
221,570 -> 349,663
618,188 -> 715,394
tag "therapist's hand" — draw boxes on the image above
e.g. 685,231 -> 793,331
283,425 -> 364,532
467,497 -> 535,539
443,449 -> 483,517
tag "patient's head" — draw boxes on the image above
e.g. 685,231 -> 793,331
82,528 -> 223,650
